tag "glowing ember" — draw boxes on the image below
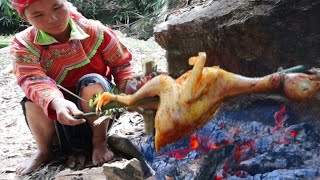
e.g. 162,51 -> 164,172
290,130 -> 298,138
210,145 -> 221,150
162,148 -> 192,159
223,163 -> 228,171
273,105 -> 288,132
161,131 -> 233,159
213,175 -> 223,180
220,123 -> 225,128
235,171 -> 247,178
189,133 -> 200,150
230,127 -> 241,136
235,144 -> 250,161
214,168 -> 225,180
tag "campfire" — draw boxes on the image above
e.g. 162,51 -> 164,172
91,52 -> 320,179
125,95 -> 320,179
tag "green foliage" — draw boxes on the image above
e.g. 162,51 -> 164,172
0,42 -> 11,48
89,87 -> 126,115
0,0 -> 167,38
0,35 -> 13,47
68,0 -> 106,21
0,0 -> 19,26
0,0 -> 27,34
70,0 -> 167,39
112,0 -> 167,39
114,0 -> 167,21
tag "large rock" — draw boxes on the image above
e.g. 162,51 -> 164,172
154,0 -> 320,76
55,167 -> 105,180
103,158 -> 144,180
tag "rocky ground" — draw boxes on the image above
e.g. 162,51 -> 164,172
0,32 -> 166,180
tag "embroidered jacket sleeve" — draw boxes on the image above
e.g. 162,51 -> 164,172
10,38 -> 63,118
100,26 -> 134,90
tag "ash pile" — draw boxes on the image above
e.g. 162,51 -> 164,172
118,95 -> 320,180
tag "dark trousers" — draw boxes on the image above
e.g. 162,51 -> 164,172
21,73 -> 113,155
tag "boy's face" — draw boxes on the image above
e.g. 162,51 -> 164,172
24,0 -> 70,38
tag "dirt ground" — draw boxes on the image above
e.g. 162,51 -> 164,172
0,33 -> 166,180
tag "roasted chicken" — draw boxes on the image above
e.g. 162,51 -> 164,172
95,52 -> 320,152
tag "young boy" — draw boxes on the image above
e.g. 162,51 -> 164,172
9,0 -> 135,175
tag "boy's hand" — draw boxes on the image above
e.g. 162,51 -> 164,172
50,98 -> 86,126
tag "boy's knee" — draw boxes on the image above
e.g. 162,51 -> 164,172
80,83 -> 105,96
77,73 -> 113,95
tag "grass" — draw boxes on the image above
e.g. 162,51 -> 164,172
0,36 -> 13,68
0,35 -> 13,48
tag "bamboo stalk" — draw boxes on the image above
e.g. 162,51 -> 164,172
91,96 -> 159,112
73,112 -> 98,119
74,96 -> 159,119
281,65 -> 306,73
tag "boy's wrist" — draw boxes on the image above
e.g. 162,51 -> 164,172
50,97 -> 65,110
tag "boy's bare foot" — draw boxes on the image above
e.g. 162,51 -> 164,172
16,150 -> 51,175
92,141 -> 114,165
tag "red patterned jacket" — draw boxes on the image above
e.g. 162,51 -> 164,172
10,17 -> 133,120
